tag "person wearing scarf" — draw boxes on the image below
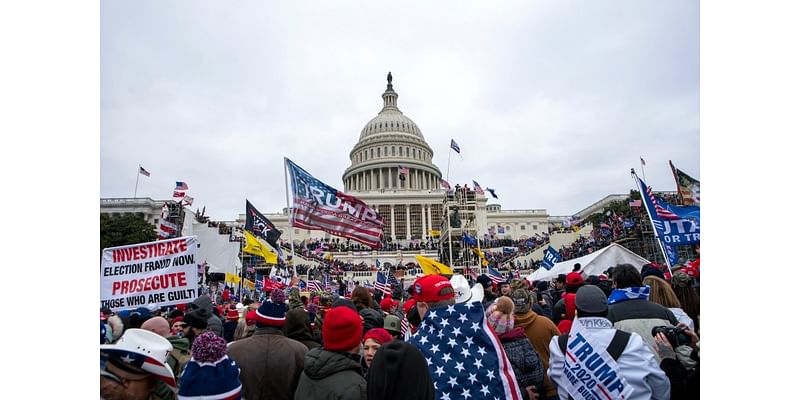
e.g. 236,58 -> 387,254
606,264 -> 679,359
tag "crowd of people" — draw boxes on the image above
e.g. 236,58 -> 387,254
101,257 -> 700,399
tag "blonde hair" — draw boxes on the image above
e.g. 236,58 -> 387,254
643,276 -> 681,308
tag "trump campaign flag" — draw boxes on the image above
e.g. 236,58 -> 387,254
408,302 -> 523,400
636,176 -> 700,246
542,246 -> 562,270
286,158 -> 385,249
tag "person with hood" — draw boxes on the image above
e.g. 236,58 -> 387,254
285,306 -> 321,350
188,294 -> 223,337
476,274 -> 497,309
510,288 -> 561,399
486,296 -> 545,400
366,340 -> 435,400
228,290 -> 308,400
294,306 -> 366,400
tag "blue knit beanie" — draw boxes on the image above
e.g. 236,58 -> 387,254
178,331 -> 242,399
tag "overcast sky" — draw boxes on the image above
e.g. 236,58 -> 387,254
100,0 -> 698,221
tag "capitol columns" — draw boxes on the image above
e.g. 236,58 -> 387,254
421,203 -> 427,239
406,204 -> 411,240
390,204 -> 396,240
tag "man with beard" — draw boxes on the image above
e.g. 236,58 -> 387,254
181,308 -> 211,345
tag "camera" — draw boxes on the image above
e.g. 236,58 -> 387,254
651,326 -> 692,348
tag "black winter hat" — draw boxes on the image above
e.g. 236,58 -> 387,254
367,340 -> 435,400
184,308 -> 210,330
476,274 -> 492,289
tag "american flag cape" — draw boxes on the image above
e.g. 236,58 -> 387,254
407,302 -> 522,400
374,272 -> 392,296
286,158 -> 385,248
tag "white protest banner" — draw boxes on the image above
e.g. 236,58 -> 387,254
101,236 -> 199,311
560,318 -> 635,400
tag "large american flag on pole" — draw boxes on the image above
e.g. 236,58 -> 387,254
486,267 -> 505,285
307,279 -> 323,292
407,302 -> 523,400
286,158 -> 385,248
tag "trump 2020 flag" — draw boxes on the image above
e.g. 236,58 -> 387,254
286,158 -> 385,249
636,176 -> 700,246
408,302 -> 523,400
542,246 -> 562,270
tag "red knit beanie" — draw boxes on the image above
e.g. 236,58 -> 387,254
323,306 -> 363,352
362,328 -> 393,345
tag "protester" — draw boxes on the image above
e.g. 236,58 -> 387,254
551,271 -> 583,326
178,331 -> 243,399
233,310 -> 257,341
100,329 -> 177,400
486,296 -> 545,400
228,291 -> 308,400
643,275 -> 695,331
382,315 -> 402,340
223,308 -> 240,343
285,306 -> 321,350
352,286 -> 384,334
407,274 -> 523,399
476,274 -> 496,309
366,340 -> 435,400
360,328 -> 393,376
182,308 -> 211,346
294,306 -> 367,400
606,264 -> 678,355
169,316 -> 184,337
671,271 -> 700,332
510,287 -> 561,399
654,327 -> 700,399
379,297 -> 399,315
549,285 -> 671,400
188,295 -> 223,337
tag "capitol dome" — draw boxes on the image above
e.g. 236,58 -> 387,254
343,73 -> 442,193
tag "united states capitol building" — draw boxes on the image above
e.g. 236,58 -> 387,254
102,75 -> 621,250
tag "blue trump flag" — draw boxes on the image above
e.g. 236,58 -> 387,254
542,246 -> 562,270
407,302 -> 523,400
637,177 -> 700,246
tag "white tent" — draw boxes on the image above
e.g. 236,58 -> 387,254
181,209 -> 242,275
527,243 -> 650,282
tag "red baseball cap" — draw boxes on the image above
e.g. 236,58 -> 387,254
403,299 -> 417,315
412,275 -> 455,303
566,272 -> 584,286
380,297 -> 399,312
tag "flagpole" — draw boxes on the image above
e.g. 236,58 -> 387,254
134,165 -> 141,198
639,157 -> 647,183
238,229 -> 243,296
283,157 -> 297,277
631,169 -> 671,269
446,145 -> 452,184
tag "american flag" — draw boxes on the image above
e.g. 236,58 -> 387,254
450,139 -> 461,154
374,272 -> 392,296
182,195 -> 194,206
486,267 -> 505,285
138,165 -> 150,177
628,199 -> 642,207
175,181 -> 189,191
173,191 -> 186,199
407,302 -> 522,399
398,165 -> 409,175
387,272 -> 399,289
645,184 -> 680,220
440,179 -> 452,191
401,316 -> 410,340
307,280 -> 322,292
286,158 -> 385,249
472,180 -> 485,195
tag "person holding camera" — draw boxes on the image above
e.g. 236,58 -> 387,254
654,326 -> 700,399
548,285 -> 670,400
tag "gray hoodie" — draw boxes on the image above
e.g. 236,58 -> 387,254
191,295 -> 223,337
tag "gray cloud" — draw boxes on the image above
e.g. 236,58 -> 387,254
101,0 -> 698,220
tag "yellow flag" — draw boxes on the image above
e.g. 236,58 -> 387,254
472,248 -> 485,260
415,255 -> 454,276
428,230 -> 441,238
243,279 -> 255,289
225,272 -> 241,285
243,231 -> 278,264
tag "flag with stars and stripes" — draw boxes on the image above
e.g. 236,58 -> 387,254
374,272 -> 392,296
387,271 -> 399,288
407,302 -> 522,400
486,267 -> 505,285
307,279 -> 322,292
